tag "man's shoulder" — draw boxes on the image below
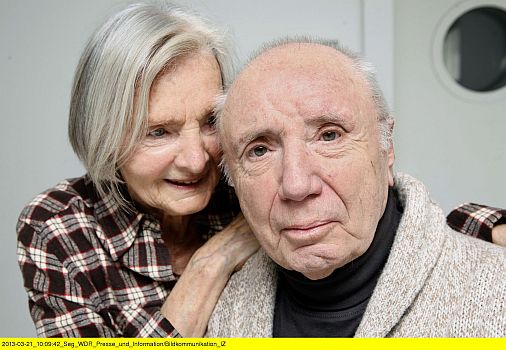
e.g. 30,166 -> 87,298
413,230 -> 505,336
363,218 -> 505,337
222,249 -> 277,299
442,227 -> 506,271
207,249 -> 277,337
430,227 -> 505,319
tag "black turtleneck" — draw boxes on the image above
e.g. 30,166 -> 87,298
273,187 -> 403,337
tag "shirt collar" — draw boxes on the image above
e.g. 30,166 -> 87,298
81,176 -> 176,282
82,176 -> 154,261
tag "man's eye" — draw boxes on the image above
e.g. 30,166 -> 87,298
148,128 -> 166,137
250,146 -> 268,157
320,130 -> 339,141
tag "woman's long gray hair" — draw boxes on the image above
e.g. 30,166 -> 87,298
68,1 -> 233,210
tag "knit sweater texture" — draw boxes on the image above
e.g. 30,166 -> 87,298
206,173 -> 506,337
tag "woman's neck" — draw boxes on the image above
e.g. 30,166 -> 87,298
162,215 -> 191,242
161,214 -> 205,276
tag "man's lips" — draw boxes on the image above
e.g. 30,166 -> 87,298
280,221 -> 335,245
282,221 -> 333,231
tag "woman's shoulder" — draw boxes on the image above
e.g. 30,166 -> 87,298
17,175 -> 95,233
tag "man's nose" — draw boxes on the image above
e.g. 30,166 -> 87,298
278,144 -> 322,201
174,130 -> 210,174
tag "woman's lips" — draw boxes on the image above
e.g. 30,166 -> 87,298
164,176 -> 205,188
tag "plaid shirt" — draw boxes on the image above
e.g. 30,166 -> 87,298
447,203 -> 506,243
17,175 -> 240,337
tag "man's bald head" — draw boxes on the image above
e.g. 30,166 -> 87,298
216,38 -> 393,155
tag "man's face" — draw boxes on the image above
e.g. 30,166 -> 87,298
221,44 -> 394,280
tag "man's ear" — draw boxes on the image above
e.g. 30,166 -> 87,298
387,143 -> 395,187
386,119 -> 395,186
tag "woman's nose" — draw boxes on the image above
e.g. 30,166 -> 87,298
174,129 -> 210,174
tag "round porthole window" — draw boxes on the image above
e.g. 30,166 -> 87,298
433,0 -> 506,101
443,7 -> 506,91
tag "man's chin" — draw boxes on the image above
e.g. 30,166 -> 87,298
300,269 -> 335,280
288,257 -> 340,280
284,246 -> 353,280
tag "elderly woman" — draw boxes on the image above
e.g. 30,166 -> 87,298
16,2 -> 258,337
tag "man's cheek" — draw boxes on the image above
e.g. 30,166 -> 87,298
241,186 -> 272,230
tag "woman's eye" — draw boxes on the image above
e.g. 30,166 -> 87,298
202,114 -> 217,134
251,146 -> 268,157
206,114 -> 216,127
148,128 -> 166,137
320,130 -> 339,141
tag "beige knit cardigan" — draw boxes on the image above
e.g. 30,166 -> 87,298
206,173 -> 506,337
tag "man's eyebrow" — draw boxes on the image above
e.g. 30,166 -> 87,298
235,113 -> 353,144
237,128 -> 274,146
305,113 -> 353,129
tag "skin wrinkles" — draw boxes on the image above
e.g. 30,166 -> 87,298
121,51 -> 222,223
221,43 -> 394,280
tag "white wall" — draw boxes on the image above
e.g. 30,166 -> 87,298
1,0 -> 393,337
4,0 -> 504,338
393,0 -> 506,212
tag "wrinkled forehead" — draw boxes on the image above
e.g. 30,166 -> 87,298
222,44 -> 373,129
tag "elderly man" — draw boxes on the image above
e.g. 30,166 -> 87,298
206,38 -> 506,337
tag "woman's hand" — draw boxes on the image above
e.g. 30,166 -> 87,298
160,214 -> 259,337
192,213 -> 260,273
492,224 -> 506,247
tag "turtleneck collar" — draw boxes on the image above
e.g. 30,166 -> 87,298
277,187 -> 403,311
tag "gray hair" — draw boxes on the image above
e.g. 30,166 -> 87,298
215,36 -> 394,185
69,1 -> 233,210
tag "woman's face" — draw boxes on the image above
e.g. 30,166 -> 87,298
121,51 -> 222,217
